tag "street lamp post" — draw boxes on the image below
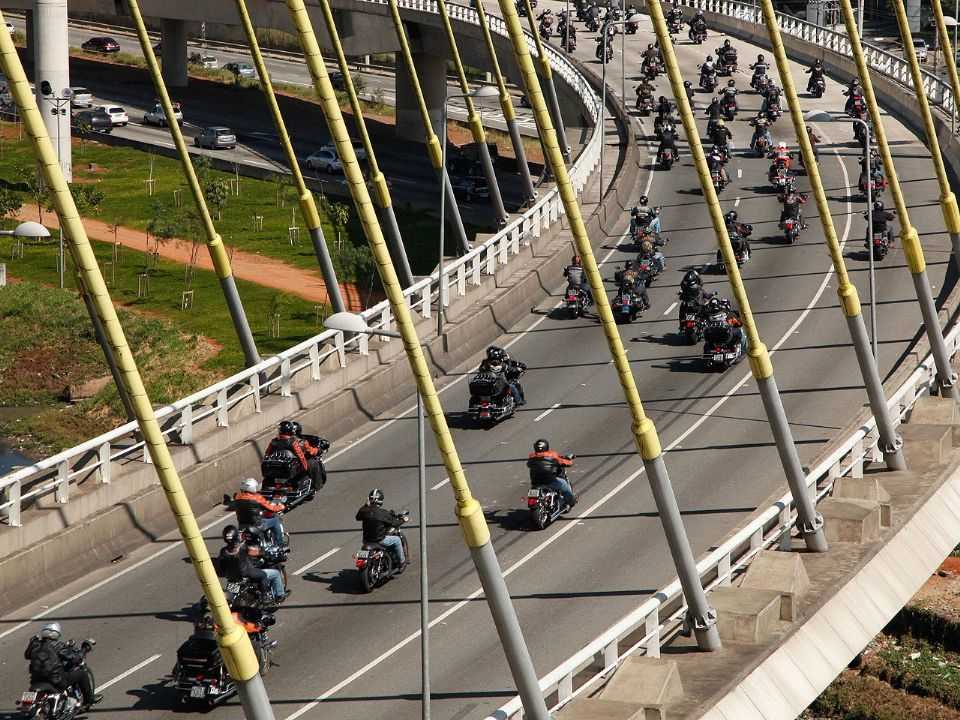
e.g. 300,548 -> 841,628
945,13 -> 960,132
324,312 -> 431,720
439,85 -> 499,338
598,13 -> 641,204
806,111 -> 877,358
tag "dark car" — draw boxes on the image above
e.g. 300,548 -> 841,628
329,71 -> 347,90
74,108 -> 113,134
451,175 -> 489,202
81,36 -> 120,53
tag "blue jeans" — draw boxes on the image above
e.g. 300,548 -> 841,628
381,534 -> 405,565
262,515 -> 285,546
647,217 -> 662,234
262,568 -> 285,598
545,477 -> 576,507
508,382 -> 525,405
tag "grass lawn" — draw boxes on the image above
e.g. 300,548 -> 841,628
0,230 -> 333,372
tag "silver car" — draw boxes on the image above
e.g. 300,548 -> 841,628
194,126 -> 236,150
70,87 -> 93,108
225,62 -> 257,79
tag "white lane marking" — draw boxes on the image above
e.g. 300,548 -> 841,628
737,167 -> 743,178
430,477 -> 451,491
293,547 -> 341,576
663,301 -> 678,316
533,403 -> 561,422
281,143 -> 854,720
0,512 -> 232,642
734,195 -> 741,207
97,654 -> 162,692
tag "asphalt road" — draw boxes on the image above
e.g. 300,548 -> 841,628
0,8 -> 954,720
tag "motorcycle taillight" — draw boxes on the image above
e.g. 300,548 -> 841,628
355,558 -> 366,568
684,320 -> 695,328
527,497 -> 538,508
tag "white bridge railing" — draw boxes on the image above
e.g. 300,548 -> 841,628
0,3 -> 603,527
484,4 -> 958,717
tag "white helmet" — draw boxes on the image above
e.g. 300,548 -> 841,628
777,141 -> 787,150
240,478 -> 259,493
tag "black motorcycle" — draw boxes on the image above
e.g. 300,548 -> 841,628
678,302 -> 704,344
17,640 -> 96,720
866,228 -> 893,260
809,76 -> 826,98
659,146 -> 676,170
468,371 -> 521,425
174,611 -> 276,706
613,290 -> 648,323
260,435 -> 329,508
689,26 -> 707,44
354,511 -> 410,592
564,285 -> 588,318
702,319 -> 746,371
527,456 -> 575,529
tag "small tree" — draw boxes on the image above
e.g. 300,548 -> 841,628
72,185 -> 105,216
16,164 -> 47,223
191,155 -> 214,190
329,201 -> 350,250
0,187 -> 21,221
146,199 -> 181,251
204,178 -> 230,221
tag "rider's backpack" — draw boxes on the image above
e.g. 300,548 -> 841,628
29,640 -> 64,685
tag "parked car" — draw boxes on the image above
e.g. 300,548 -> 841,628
81,36 -> 120,53
305,148 -> 342,173
99,104 -> 129,126
143,101 -> 183,126
74,108 -> 113,133
69,87 -> 93,108
194,126 -> 236,149
319,141 -> 367,162
451,175 -> 489,202
225,62 -> 257,79
329,71 -> 347,90
189,52 -> 219,69
914,38 -> 928,62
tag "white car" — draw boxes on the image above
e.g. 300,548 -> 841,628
189,52 -> 219,69
320,141 -> 367,162
143,101 -> 183,127
100,104 -> 129,126
5,21 -> 14,35
305,149 -> 342,173
69,87 -> 93,108
913,38 -> 928,63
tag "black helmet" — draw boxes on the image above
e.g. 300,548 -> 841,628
638,194 -> 649,206
814,58 -> 822,66
647,43 -> 654,50
291,421 -> 303,437
873,200 -> 884,211
533,438 -> 550,453
223,525 -> 241,546
683,80 -> 692,87
368,488 -> 385,507
658,95 -> 667,104
683,269 -> 702,286
725,210 -> 738,222
279,420 -> 295,435
486,345 -> 506,362
757,53 -> 764,62
695,8 -> 704,14
243,526 -> 264,546
723,39 -> 731,47
707,54 -> 714,62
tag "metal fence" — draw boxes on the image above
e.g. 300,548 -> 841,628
483,4 -> 958,717
0,0 -> 603,527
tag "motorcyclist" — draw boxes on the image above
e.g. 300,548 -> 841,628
690,8 -> 707,34
356,489 -> 407,571
844,78 -> 864,116
636,78 -> 655,108
805,58 -> 825,93
709,118 -> 732,149
866,199 -> 896,242
719,38 -> 737,70
658,123 -> 679,166
702,294 -> 745,349
656,95 -> 672,119
778,183 -> 808,227
527,439 -> 576,509
667,2 -> 684,28
749,115 -> 773,154
264,420 -> 323,488
707,145 -> 728,186
631,196 -> 662,235
564,254 -> 594,305
761,82 -> 782,116
700,55 -> 716,86
750,53 -> 768,81
218,525 -> 288,602
639,237 -> 665,274
768,141 -> 792,178
721,79 -> 738,114
233,477 -> 286,547
24,624 -> 101,710
705,95 -> 722,123
683,79 -> 695,107
724,210 -> 751,257
859,151 -> 884,190
480,345 -> 526,406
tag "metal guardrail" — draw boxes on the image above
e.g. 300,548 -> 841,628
482,3 -> 960,718
0,0 -> 602,527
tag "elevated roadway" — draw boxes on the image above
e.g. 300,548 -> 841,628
0,6 -> 953,720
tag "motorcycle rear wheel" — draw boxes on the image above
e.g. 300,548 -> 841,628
532,506 -> 549,530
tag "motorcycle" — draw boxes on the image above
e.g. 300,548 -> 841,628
260,435 -> 328,508
699,69 -> 717,92
17,640 -> 96,720
355,511 -> 410,592
781,216 -> 801,244
562,34 -> 577,52
564,285 -> 587,318
625,17 -> 639,33
637,93 -> 655,115
702,333 -> 746,370
678,303 -> 705,344
720,94 -> 737,121
859,173 -> 888,199
659,146 -> 676,170
809,76 -> 826,98
689,26 -> 707,44
585,15 -> 600,31
596,40 -> 614,63
468,371 -> 521,425
716,53 -> 737,76
222,495 -> 292,551
667,18 -> 683,35
642,58 -> 660,80
764,102 -> 782,123
174,611 -> 276,706
751,134 -> 770,157
711,167 -> 727,193
750,69 -> 767,92
769,163 -> 790,191
527,458 -> 575,529
716,241 -> 750,270
613,290 -> 648,323
866,228 -> 892,260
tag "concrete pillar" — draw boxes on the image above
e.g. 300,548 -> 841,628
396,49 -> 445,142
161,19 -> 189,88
906,0 -> 922,32
34,0 -> 71,182
24,10 -> 34,71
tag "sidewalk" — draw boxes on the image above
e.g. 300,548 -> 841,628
15,207 -> 365,309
